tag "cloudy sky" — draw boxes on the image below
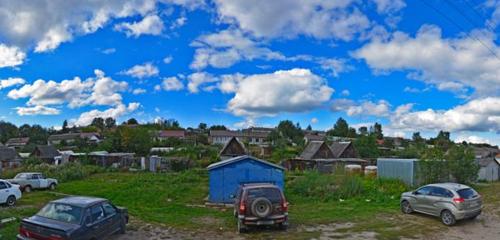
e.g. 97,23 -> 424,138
0,0 -> 499,145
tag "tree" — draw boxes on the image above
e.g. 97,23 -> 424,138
306,125 -> 312,131
91,118 -> 105,132
164,119 -> 181,129
372,122 -> 383,139
198,123 -> 207,130
418,148 -> 448,184
446,145 -> 478,184
327,118 -> 349,137
412,132 -> 424,143
358,126 -> 368,136
354,135 -> 379,158
0,121 -> 19,143
126,118 -> 139,125
347,127 -> 357,138
105,117 -> 116,129
268,120 -> 304,146
209,125 -> 227,130
62,120 -> 69,133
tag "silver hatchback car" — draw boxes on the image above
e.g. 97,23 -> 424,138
400,183 -> 482,226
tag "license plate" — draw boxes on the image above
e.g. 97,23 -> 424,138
256,220 -> 274,225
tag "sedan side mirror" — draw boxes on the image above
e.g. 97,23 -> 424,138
413,191 -> 419,195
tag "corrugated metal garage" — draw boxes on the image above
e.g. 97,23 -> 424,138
207,155 -> 285,203
377,158 -> 419,186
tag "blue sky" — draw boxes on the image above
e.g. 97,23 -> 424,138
0,0 -> 499,145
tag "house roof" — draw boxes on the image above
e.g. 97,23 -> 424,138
219,137 -> 247,156
300,141 -> 331,159
157,130 -> 186,138
330,142 -> 352,158
48,133 -> 81,141
210,130 -> 244,137
6,137 -> 30,145
304,134 -> 325,142
33,145 -> 61,158
207,155 -> 284,170
0,146 -> 20,162
477,157 -> 499,167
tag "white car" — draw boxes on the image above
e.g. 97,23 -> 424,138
0,179 -> 22,206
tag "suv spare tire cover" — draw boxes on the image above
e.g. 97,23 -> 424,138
251,197 -> 273,218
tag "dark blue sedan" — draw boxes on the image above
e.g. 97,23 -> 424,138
17,196 -> 128,240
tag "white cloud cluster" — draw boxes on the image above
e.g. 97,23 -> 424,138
0,44 -> 26,68
353,25 -> 500,96
331,99 -> 391,117
372,0 -> 406,14
455,135 -> 493,145
0,77 -> 25,89
114,14 -> 164,37
121,62 -> 159,79
390,97 -> 500,133
225,68 -> 333,117
213,0 -> 370,40
74,103 -> 140,126
187,72 -> 218,93
15,105 -> 60,116
190,29 -> 285,69
161,76 -> 184,91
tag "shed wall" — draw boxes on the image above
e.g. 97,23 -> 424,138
377,158 -> 418,186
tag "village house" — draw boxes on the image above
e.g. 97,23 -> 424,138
475,147 -> 500,182
209,128 -> 271,146
300,141 -> 335,160
31,145 -> 61,164
330,141 -> 358,158
209,130 -> 243,145
6,137 -> 30,149
0,146 -> 22,171
155,130 -> 186,141
303,132 -> 326,144
47,132 -> 101,146
219,137 -> 247,160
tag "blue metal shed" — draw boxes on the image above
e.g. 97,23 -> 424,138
207,155 -> 285,203
377,158 -> 419,186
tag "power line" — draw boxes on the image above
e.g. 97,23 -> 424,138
421,0 -> 500,62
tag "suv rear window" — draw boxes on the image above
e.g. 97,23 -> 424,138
457,188 -> 478,199
247,188 -> 282,203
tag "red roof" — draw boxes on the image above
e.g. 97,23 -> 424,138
158,130 -> 185,138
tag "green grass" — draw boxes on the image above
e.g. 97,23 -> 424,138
3,170 -> 500,239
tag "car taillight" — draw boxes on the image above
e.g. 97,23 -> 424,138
19,225 -> 28,237
453,197 -> 465,204
281,199 -> 288,212
239,200 -> 246,214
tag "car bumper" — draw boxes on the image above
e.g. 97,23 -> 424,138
238,214 -> 288,226
16,234 -> 32,240
453,207 -> 482,220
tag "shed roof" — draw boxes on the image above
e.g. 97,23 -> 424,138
219,137 -> 247,156
0,146 -> 20,162
6,137 -> 30,145
207,155 -> 284,170
330,142 -> 352,158
300,141 -> 331,159
157,130 -> 185,138
34,145 -> 61,158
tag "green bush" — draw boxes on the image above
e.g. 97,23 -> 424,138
1,162 -> 106,183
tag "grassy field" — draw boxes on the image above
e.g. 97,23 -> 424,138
2,170 -> 500,239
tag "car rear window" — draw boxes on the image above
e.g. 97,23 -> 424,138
37,203 -> 83,224
15,173 -> 28,179
457,188 -> 478,199
247,188 -> 282,202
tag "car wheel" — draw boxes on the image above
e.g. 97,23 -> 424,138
469,215 -> 479,220
6,196 -> 16,207
250,197 -> 272,218
401,201 -> 413,214
24,185 -> 32,193
441,210 -> 456,226
278,221 -> 288,231
237,220 -> 247,233
118,221 -> 126,234
49,183 -> 56,190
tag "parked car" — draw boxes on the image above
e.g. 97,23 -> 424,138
0,179 -> 22,206
233,183 -> 288,233
17,196 -> 128,240
7,172 -> 58,192
400,183 -> 482,226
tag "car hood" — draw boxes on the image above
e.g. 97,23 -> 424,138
401,191 -> 414,197
24,215 -> 80,232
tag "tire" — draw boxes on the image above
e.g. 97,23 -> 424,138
250,197 -> 272,218
6,195 -> 16,207
441,210 -> 456,226
278,221 -> 288,231
24,185 -> 32,193
237,220 -> 247,233
401,201 -> 413,214
118,221 -> 126,234
469,215 -> 479,220
49,183 -> 56,190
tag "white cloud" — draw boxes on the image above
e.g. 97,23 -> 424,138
311,117 -> 319,124
214,0 -> 370,40
161,76 -> 184,91
8,69 -> 131,115
341,90 -> 350,96
15,105 -> 60,115
0,77 -> 25,89
0,44 -> 26,68
114,14 -> 164,37
170,16 -> 187,29
226,68 -> 333,117
121,62 -> 159,79
132,88 -> 147,95
455,135 -> 492,145
353,25 -> 500,96
372,0 -> 406,14
187,72 -> 217,93
74,102 -> 140,126
318,58 -> 352,77
163,55 -> 173,64
331,99 -> 391,117
190,29 -> 285,69
389,97 -> 500,133
101,48 -> 116,54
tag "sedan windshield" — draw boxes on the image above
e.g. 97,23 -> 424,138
37,203 -> 83,224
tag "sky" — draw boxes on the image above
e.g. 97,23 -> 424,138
0,0 -> 499,145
